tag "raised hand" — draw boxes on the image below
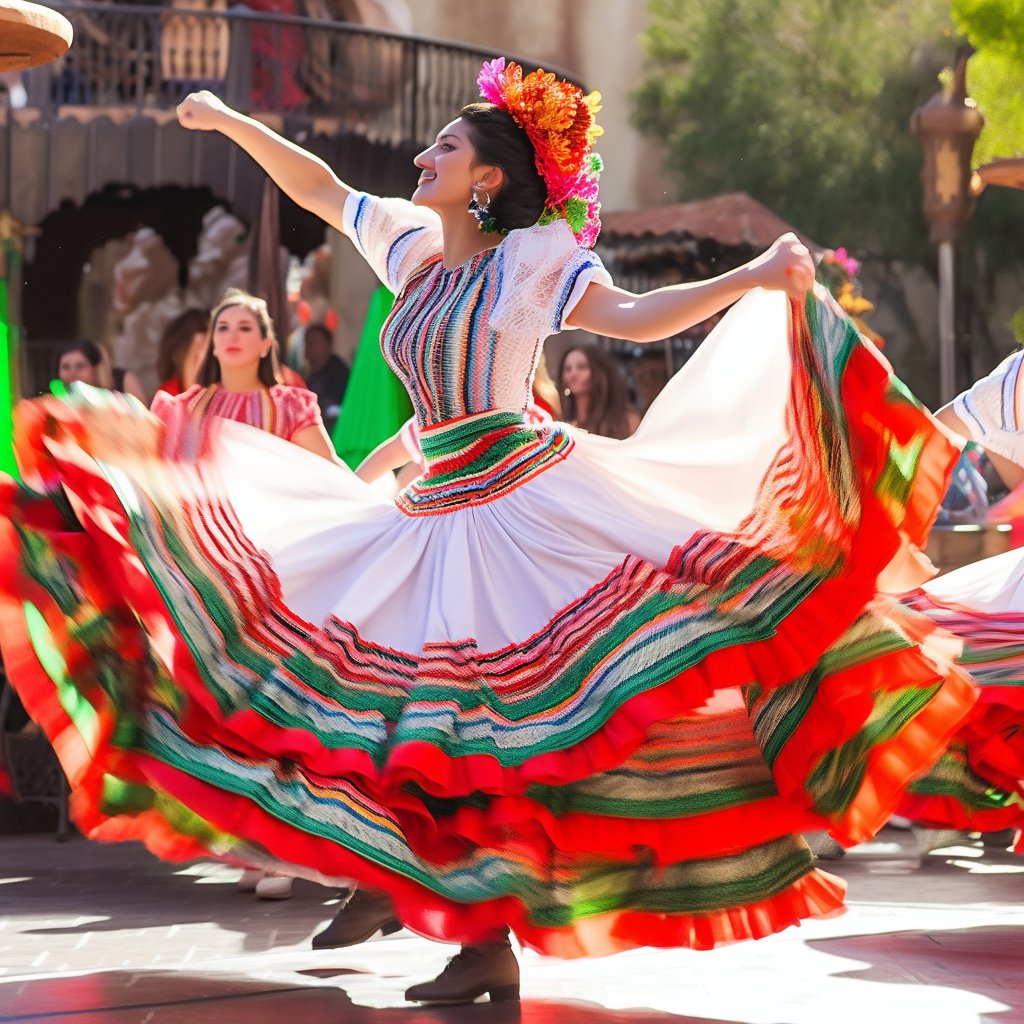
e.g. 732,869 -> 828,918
176,91 -> 233,132
754,233 -> 815,302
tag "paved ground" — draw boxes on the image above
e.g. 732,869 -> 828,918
0,827 -> 1022,1024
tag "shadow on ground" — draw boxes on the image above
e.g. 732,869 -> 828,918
809,924 -> 1023,1022
0,970 -> 736,1024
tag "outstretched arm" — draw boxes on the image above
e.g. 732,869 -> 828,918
566,234 -> 815,341
935,403 -> 1024,491
177,92 -> 351,234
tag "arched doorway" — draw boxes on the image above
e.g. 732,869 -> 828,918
22,182 -> 329,396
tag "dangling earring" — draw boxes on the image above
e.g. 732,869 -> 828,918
468,184 -> 497,235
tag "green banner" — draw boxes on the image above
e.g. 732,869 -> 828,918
330,286 -> 412,469
0,270 -> 15,478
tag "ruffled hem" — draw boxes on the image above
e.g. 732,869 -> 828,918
896,590 -> 1024,833
898,791 -> 1024,835
65,744 -> 850,956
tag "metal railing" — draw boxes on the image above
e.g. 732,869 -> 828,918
18,2 -> 582,149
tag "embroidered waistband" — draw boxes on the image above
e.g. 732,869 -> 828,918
396,410 -> 573,516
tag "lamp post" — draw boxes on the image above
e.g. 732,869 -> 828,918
910,48 -> 984,405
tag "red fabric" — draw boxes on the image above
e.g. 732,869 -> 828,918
154,376 -> 185,399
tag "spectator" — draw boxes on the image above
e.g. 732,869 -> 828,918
557,344 -> 639,439
302,323 -> 349,432
57,339 -> 147,404
154,308 -> 210,399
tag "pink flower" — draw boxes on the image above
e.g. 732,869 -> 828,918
477,58 -> 508,105
833,246 -> 860,277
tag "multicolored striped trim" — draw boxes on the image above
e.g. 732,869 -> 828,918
896,589 -> 1024,834
395,409 -> 574,516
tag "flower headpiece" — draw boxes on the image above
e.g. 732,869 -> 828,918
477,58 -> 604,248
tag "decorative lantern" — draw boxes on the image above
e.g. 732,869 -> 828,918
910,48 -> 985,404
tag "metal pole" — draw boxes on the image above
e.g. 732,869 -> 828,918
938,240 -> 956,405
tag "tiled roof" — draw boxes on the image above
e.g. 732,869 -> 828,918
600,192 -> 819,251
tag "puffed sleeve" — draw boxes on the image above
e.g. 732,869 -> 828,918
273,386 -> 323,441
149,386 -> 203,458
492,219 -> 613,338
150,386 -> 202,430
149,389 -> 177,426
953,350 -> 1024,465
343,191 -> 444,294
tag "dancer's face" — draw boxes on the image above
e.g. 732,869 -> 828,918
412,118 -> 497,214
211,306 -> 268,374
561,350 -> 591,397
59,351 -> 97,386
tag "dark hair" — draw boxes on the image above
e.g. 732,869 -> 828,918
57,338 -> 103,373
304,323 -> 333,348
157,308 -> 210,382
459,103 -> 548,233
198,288 -> 281,388
558,344 -> 635,440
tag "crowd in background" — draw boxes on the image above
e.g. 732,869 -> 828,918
51,299 -> 647,488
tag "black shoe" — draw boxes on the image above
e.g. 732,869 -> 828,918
311,889 -> 401,949
405,937 -> 520,1004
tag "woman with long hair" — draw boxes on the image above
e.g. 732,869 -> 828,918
0,60 -> 975,1004
558,343 -> 639,439
153,307 -> 210,399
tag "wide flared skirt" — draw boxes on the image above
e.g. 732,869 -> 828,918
900,548 -> 1024,846
0,289 -> 976,956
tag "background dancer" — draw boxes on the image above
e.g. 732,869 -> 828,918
900,350 -> 1024,847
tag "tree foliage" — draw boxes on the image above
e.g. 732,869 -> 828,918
632,0 -> 954,257
952,0 -> 1024,164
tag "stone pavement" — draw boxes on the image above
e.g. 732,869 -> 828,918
0,827 -> 1022,1024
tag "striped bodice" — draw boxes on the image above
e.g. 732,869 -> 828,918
395,409 -> 574,516
150,384 -> 321,452
381,247 -> 536,426
345,191 -> 612,512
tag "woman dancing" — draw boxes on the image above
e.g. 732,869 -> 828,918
0,59 -> 976,1005
899,350 -> 1024,844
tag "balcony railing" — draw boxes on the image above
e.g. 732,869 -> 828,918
17,2 -> 582,149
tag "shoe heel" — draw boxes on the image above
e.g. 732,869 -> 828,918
489,985 -> 520,1002
381,920 -> 402,936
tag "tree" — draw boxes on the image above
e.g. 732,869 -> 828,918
632,0 -> 953,257
951,0 -> 1024,162
950,0 -> 1024,374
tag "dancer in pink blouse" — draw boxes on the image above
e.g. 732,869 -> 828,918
152,288 -> 335,464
